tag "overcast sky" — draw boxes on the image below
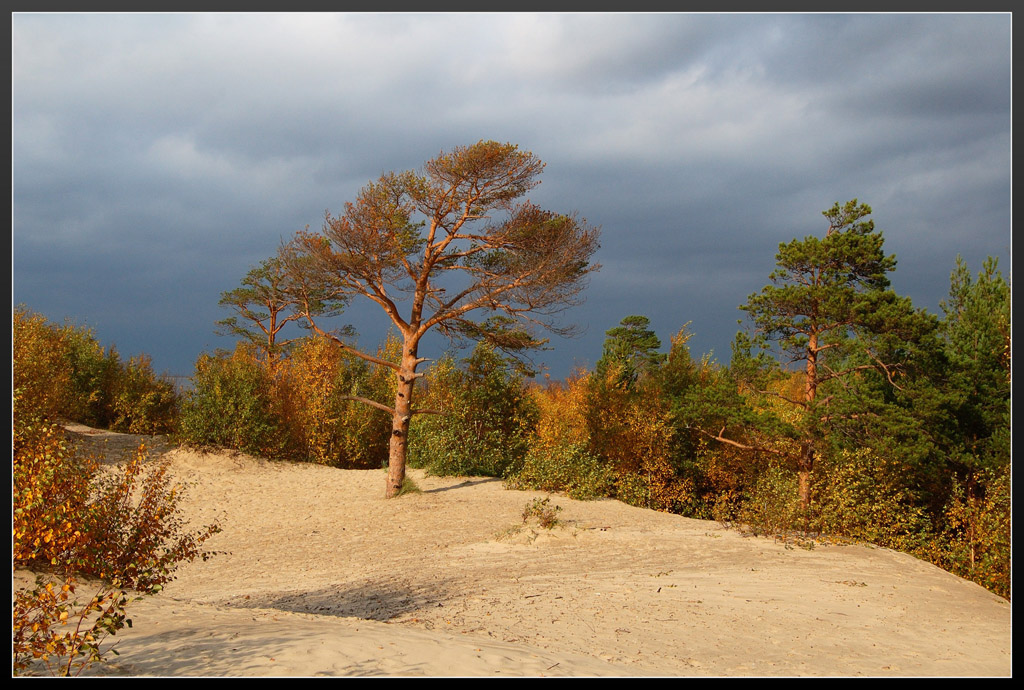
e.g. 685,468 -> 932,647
12,12 -> 1011,381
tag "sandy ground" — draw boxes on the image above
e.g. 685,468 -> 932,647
15,424 -> 1012,677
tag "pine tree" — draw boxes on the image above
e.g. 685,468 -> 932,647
216,256 -> 345,365
719,200 -> 937,509
593,315 -> 665,389
281,141 -> 600,497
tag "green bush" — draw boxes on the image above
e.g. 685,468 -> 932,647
808,448 -> 931,551
410,344 -> 538,477
506,442 -> 613,501
59,323 -> 121,428
613,471 -> 652,509
176,343 -> 283,457
737,466 -> 801,537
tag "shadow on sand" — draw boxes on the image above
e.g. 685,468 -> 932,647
422,477 -> 502,494
223,576 -> 456,622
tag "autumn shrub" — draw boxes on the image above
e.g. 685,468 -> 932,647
681,442 -> 757,522
13,306 -> 177,433
176,342 -> 283,457
178,333 -> 397,466
925,466 -> 1010,599
13,391 -> 221,675
583,365 -> 633,466
582,369 -> 693,511
409,343 -> 538,477
526,370 -> 592,452
614,397 -> 689,511
12,306 -> 120,427
709,488 -> 744,525
13,307 -> 76,421
13,575 -> 134,677
13,443 -> 221,676
685,445 -> 763,526
278,334 -> 394,468
808,448 -> 931,551
72,443 -> 223,594
108,354 -> 179,435
522,497 -> 563,529
736,465 -> 802,537
13,402 -> 95,568
278,335 -> 356,465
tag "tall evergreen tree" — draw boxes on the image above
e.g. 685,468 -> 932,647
823,254 -> 1011,515
939,255 -> 1011,472
712,200 -> 937,509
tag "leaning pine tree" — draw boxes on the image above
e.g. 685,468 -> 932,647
281,141 -> 601,497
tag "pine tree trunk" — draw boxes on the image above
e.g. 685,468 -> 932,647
797,441 -> 815,512
798,470 -> 811,512
385,341 -> 419,498
799,333 -> 819,513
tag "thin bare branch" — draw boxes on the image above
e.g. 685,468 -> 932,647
339,396 -> 397,415
691,426 -> 787,456
303,316 -> 401,372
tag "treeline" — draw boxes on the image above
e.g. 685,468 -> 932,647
409,285 -> 1009,601
11,225 -> 1010,603
184,206 -> 1008,599
407,205 -> 1009,602
13,308 -> 179,434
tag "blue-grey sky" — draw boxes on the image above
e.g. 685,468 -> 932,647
12,12 -> 1011,380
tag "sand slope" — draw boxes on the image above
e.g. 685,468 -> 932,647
18,425 -> 1011,677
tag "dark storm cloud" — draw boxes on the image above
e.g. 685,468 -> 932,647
12,12 -> 1011,378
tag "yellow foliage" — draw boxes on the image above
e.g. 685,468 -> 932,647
13,386 -> 221,674
13,573 -> 133,676
277,334 -> 396,468
12,415 -> 96,567
589,373 -> 688,511
923,467 -> 1010,599
524,368 -> 692,511
528,369 -> 592,454
13,308 -> 75,421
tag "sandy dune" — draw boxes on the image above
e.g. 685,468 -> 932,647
18,425 -> 1011,677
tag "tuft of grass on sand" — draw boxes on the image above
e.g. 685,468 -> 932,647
394,476 -> 422,496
